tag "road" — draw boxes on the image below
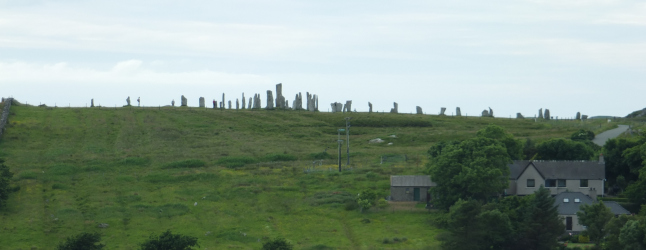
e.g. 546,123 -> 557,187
593,125 -> 629,146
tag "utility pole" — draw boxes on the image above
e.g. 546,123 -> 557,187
337,128 -> 345,172
345,117 -> 352,166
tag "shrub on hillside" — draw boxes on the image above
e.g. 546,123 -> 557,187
262,237 -> 293,250
56,232 -> 104,250
216,156 -> 258,168
140,230 -> 199,250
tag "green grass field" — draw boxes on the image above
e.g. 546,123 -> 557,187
0,105 -> 618,249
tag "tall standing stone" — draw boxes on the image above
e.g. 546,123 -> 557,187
390,102 -> 398,113
199,97 -> 205,108
576,112 -> 581,120
267,90 -> 274,109
226,100 -> 230,109
488,107 -> 494,117
343,100 -> 352,113
172,100 -> 175,106
126,96 -> 131,106
416,106 -> 423,114
275,83 -> 285,109
236,99 -> 239,110
222,93 -> 225,109
314,95 -> 319,111
517,113 -> 524,119
440,107 -> 446,115
456,107 -> 461,116
369,102 -> 373,113
538,108 -> 544,119
242,93 -> 246,109
544,109 -> 551,120
181,95 -> 187,106
91,99 -> 94,107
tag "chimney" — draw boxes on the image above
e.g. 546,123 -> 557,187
589,188 -> 597,201
599,154 -> 605,164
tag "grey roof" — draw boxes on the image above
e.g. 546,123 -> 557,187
554,192 -> 630,215
510,160 -> 605,180
390,175 -> 436,187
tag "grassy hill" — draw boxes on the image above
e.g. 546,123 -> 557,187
0,105 -> 618,249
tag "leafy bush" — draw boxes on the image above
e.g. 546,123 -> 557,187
263,153 -> 297,162
262,237 -> 293,250
578,235 -> 590,243
393,237 -> 401,242
216,156 -> 258,168
344,200 -> 359,211
162,159 -> 206,169
140,230 -> 199,250
382,238 -> 391,244
571,129 -> 595,141
57,232 -> 104,250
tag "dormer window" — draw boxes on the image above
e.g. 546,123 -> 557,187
575,199 -> 580,203
564,198 -> 569,203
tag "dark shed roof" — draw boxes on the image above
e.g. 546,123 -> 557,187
510,160 -> 605,180
390,175 -> 436,187
554,192 -> 630,215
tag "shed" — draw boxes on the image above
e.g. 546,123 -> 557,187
390,175 -> 436,202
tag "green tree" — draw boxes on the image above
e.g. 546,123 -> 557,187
427,137 -> 511,209
442,199 -> 482,250
476,124 -> 524,160
262,237 -> 293,250
520,186 -> 564,250
536,138 -> 595,161
356,189 -> 378,213
57,232 -> 105,250
477,209 -> 513,249
604,215 -> 634,250
603,137 -> 642,185
626,168 -> 646,206
0,159 -> 14,208
619,220 -> 645,250
577,201 -> 614,245
140,230 -> 199,250
571,129 -> 595,141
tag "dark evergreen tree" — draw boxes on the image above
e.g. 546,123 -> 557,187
442,199 -> 482,250
519,186 -> 564,250
536,138 -> 595,161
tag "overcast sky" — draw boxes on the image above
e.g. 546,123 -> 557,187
1,0 -> 645,117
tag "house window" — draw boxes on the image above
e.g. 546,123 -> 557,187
545,179 -> 556,187
558,179 -> 566,187
527,179 -> 535,187
580,179 -> 588,187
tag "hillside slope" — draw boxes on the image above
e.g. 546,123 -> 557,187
0,105 -> 614,249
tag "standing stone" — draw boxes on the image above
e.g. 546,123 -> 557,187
275,83 -> 285,109
416,106 -> 423,114
219,102 -> 224,108
172,100 -> 175,106
330,102 -> 343,113
488,107 -> 493,117
576,112 -> 581,120
91,99 -> 94,107
582,115 -> 588,120
266,90 -> 274,109
228,100 -> 232,109
292,93 -> 302,110
538,108 -> 544,119
222,93 -> 225,109
241,93 -> 246,109
343,100 -> 352,113
456,107 -> 461,116
248,97 -> 252,109
315,95 -> 319,111
137,97 -> 140,107
236,99 -> 239,110
390,102 -> 398,113
440,107 -> 446,115
126,96 -> 131,106
181,95 -> 187,106
517,113 -> 524,119
369,102 -> 373,113
199,97 -> 205,108
482,110 -> 489,117
544,109 -> 551,120
285,100 -> 289,109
